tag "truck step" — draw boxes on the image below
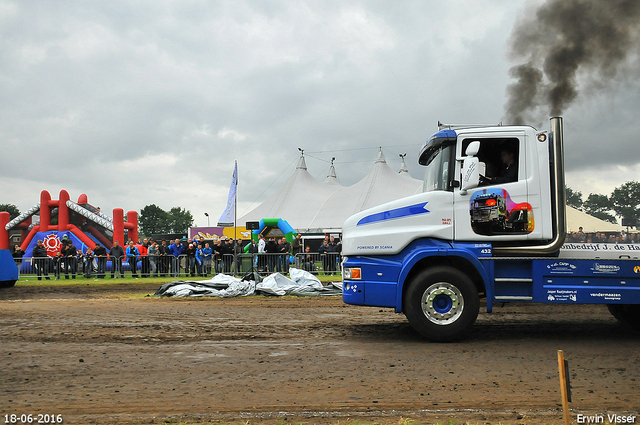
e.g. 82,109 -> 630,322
494,295 -> 534,301
494,278 -> 533,284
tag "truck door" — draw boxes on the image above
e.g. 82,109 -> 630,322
453,132 -> 532,242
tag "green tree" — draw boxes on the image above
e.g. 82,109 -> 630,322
166,207 -> 193,233
610,181 -> 640,222
565,186 -> 583,210
138,205 -> 194,235
583,193 -> 616,224
138,204 -> 169,236
0,204 -> 20,220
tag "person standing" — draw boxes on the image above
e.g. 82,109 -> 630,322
279,237 -> 291,273
32,240 -> 50,280
234,239 -> 244,274
83,248 -> 94,277
12,244 -> 25,276
185,243 -> 197,277
62,240 -> 77,279
265,237 -> 279,273
75,249 -> 84,275
203,242 -> 212,276
94,243 -> 107,278
195,243 -> 204,276
328,236 -> 338,274
291,233 -> 302,268
258,234 -> 266,272
169,238 -> 184,277
136,239 -> 149,278
221,239 -> 233,273
148,242 -> 159,277
317,239 -> 332,275
247,238 -> 258,271
213,239 -> 222,274
158,240 -> 169,276
52,251 -> 64,280
126,241 -> 139,278
109,240 -> 125,278
141,238 -> 151,277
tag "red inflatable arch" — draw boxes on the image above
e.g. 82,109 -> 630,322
2,190 -> 138,257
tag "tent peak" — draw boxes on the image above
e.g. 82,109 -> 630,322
326,165 -> 338,179
296,155 -> 307,170
399,153 -> 408,173
325,157 -> 341,185
375,149 -> 386,164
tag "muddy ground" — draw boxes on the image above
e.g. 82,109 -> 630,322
1,282 -> 639,424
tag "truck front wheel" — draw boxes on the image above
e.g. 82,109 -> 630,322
607,304 -> 640,330
404,266 -> 479,342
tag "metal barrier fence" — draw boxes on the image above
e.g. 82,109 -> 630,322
14,255 -> 191,279
294,252 -> 341,275
13,252 -> 342,279
231,253 -> 291,275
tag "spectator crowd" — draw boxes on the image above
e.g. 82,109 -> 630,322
11,233 -> 344,280
566,227 -> 638,244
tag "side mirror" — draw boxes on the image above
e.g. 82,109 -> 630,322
461,156 -> 480,193
465,141 -> 480,156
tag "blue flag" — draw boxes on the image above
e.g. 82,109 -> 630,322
217,161 -> 237,227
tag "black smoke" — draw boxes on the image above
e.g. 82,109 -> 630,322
504,0 -> 640,125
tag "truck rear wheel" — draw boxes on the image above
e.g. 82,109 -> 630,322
404,266 -> 479,342
607,304 -> 640,330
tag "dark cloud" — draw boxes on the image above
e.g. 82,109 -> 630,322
504,0 -> 640,123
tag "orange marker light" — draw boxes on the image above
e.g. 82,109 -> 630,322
351,268 -> 361,280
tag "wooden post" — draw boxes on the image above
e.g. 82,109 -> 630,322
558,350 -> 571,425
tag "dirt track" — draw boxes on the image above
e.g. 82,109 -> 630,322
1,283 -> 639,424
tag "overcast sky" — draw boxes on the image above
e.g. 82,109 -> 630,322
2,0 -> 639,226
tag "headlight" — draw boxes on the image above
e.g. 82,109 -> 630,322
343,267 -> 361,280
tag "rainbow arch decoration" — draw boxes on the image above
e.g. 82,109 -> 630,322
246,218 -> 297,252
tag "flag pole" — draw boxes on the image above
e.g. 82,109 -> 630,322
234,160 -> 237,242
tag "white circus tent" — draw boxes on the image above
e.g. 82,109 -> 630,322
566,206 -> 626,233
239,150 -> 422,233
238,155 -> 344,231
306,150 -> 422,231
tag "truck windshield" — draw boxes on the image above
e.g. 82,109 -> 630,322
423,145 -> 453,192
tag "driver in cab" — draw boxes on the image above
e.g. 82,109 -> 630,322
482,147 -> 517,184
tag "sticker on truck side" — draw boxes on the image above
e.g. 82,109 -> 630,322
546,289 -> 578,302
357,245 -> 393,250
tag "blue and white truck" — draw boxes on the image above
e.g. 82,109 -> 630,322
0,249 -> 18,288
341,117 -> 640,341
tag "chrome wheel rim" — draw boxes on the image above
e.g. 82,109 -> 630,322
421,282 -> 464,325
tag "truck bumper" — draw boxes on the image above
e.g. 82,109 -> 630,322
342,281 -> 365,305
343,279 -> 397,308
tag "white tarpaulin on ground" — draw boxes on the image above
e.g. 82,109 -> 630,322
154,268 -> 341,298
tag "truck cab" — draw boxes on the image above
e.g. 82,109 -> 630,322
341,117 -> 640,341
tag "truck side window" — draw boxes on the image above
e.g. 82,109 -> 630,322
462,138 -> 520,186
